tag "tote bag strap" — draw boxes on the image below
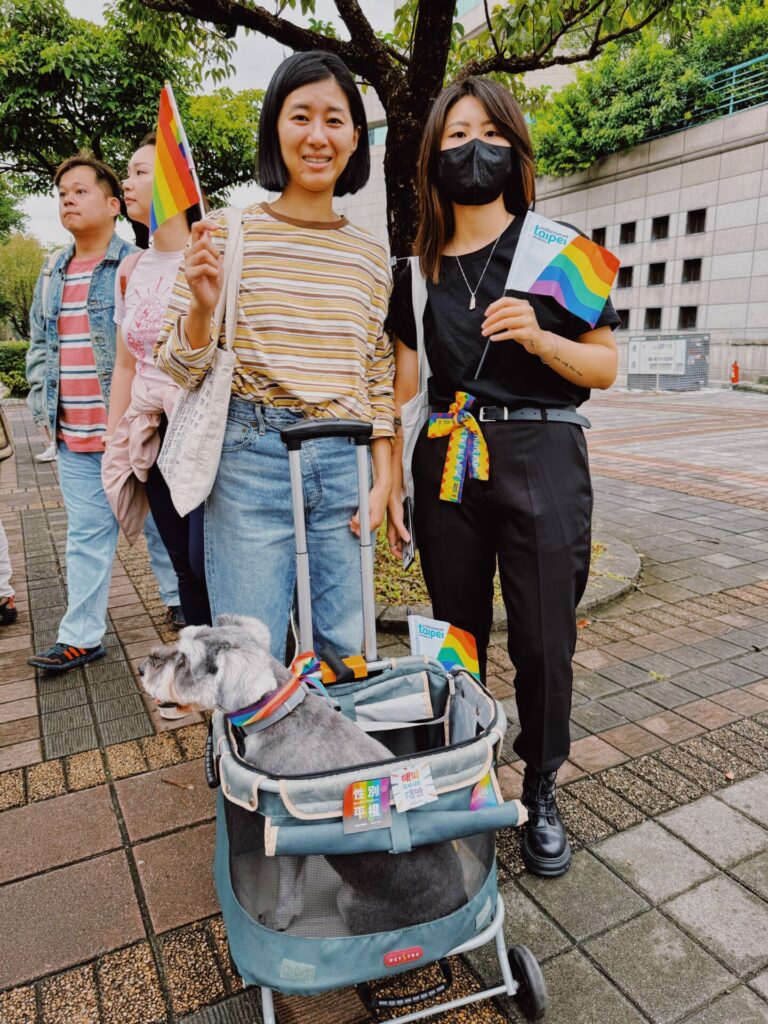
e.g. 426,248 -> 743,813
211,206 -> 244,353
408,255 -> 430,391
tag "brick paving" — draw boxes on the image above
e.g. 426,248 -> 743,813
3,391 -> 768,1022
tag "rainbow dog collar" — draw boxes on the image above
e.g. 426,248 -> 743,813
227,652 -> 331,733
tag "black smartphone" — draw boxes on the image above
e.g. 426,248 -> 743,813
402,496 -> 416,570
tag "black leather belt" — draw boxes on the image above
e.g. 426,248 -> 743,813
477,405 -> 591,428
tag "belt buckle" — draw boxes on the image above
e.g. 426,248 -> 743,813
479,407 -> 491,423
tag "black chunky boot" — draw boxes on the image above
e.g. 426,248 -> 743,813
521,769 -> 572,878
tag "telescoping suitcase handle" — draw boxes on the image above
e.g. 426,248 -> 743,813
280,419 -> 377,664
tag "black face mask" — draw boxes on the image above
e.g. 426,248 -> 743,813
437,139 -> 513,206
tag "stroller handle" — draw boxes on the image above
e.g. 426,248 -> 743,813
280,419 -> 372,450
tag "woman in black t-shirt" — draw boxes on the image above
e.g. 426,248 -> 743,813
386,77 -> 619,879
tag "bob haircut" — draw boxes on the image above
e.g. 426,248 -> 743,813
258,50 -> 370,197
414,77 -> 536,283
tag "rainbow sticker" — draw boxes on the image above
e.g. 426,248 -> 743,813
470,772 -> 500,810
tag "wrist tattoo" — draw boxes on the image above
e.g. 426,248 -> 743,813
554,354 -> 583,376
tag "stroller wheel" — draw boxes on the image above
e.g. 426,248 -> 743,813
508,945 -> 547,1020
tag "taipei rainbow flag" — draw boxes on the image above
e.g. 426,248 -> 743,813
505,212 -> 620,330
408,615 -> 480,680
150,82 -> 203,234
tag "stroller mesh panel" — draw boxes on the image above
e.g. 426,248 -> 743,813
226,798 -> 494,938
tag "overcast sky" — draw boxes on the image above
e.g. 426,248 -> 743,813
23,0 -> 393,245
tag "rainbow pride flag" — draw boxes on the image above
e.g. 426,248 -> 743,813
437,624 -> 480,679
505,212 -> 620,330
150,82 -> 202,235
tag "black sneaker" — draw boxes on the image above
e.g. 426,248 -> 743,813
166,605 -> 186,631
27,643 -> 106,672
0,596 -> 18,626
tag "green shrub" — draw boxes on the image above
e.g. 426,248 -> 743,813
0,369 -> 29,397
0,340 -> 29,376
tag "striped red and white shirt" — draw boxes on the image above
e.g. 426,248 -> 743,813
57,255 -> 108,452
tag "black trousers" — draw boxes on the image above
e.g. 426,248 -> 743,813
145,418 -> 211,627
413,419 -> 592,774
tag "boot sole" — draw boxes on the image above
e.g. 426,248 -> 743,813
521,834 -> 573,878
27,648 -> 106,673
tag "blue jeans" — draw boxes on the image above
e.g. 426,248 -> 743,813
205,399 -> 367,663
57,443 -> 120,648
144,511 -> 180,608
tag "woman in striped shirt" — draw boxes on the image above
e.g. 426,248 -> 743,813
156,51 -> 394,662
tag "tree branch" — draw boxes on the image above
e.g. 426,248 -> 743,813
483,0 -> 502,61
333,0 -> 403,83
459,3 -> 670,78
138,0 -> 358,63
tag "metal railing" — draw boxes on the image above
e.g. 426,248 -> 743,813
644,51 -> 768,141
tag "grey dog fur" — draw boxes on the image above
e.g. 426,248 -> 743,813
140,614 -> 467,934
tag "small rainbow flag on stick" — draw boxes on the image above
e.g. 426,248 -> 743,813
505,212 -> 620,331
150,82 -> 203,235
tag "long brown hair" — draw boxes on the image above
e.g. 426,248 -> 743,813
414,78 -> 536,283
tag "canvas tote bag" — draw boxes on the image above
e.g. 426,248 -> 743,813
400,255 -> 430,505
158,206 -> 244,517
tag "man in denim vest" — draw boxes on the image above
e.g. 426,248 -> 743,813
25,153 -> 180,672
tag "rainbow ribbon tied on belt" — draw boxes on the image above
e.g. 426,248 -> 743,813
428,392 -> 489,503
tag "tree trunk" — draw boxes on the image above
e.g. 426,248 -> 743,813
382,108 -> 423,261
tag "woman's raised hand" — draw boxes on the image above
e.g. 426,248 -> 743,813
184,220 -> 224,315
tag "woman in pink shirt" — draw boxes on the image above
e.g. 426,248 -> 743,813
103,134 -> 210,714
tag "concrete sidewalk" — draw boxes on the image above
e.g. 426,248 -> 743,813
2,390 -> 768,1024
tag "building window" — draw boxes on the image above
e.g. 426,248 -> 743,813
615,309 -> 630,330
644,308 -> 662,330
617,266 -> 633,288
686,209 -> 706,234
620,222 -> 636,245
591,226 -> 606,246
682,258 -> 702,283
367,124 -> 388,146
651,215 -> 670,241
648,263 -> 666,287
679,306 -> 698,329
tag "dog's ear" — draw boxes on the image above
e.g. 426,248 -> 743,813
215,613 -> 271,651
213,645 -> 278,711
215,613 -> 248,629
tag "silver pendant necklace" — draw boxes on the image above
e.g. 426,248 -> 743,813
453,220 -> 510,310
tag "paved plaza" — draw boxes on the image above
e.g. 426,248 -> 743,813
3,390 -> 768,1023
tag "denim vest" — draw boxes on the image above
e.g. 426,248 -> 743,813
26,232 -> 138,433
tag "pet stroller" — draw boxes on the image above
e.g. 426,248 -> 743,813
206,420 -> 548,1022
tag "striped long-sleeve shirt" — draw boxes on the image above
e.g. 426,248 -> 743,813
155,203 -> 395,438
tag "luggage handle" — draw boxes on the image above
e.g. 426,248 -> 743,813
356,958 -> 453,1012
280,419 -> 372,450
319,644 -> 356,684
281,419 -> 378,662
